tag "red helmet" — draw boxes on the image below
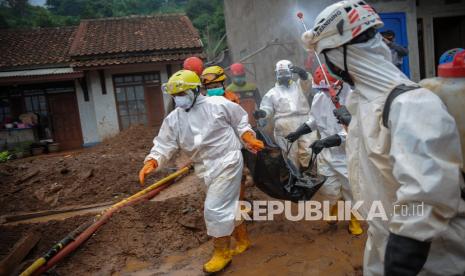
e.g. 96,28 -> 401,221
230,63 -> 245,76
313,64 -> 337,88
183,57 -> 204,76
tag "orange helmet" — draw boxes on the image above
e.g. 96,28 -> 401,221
313,64 -> 337,89
230,63 -> 245,76
183,57 -> 204,76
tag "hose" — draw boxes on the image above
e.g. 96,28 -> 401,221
20,164 -> 193,276
19,220 -> 93,276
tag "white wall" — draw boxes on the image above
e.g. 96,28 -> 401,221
87,70 -> 120,140
75,62 -> 182,144
75,78 -> 99,145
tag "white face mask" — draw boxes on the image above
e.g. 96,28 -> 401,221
174,90 -> 195,109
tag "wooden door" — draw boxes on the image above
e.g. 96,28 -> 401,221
144,84 -> 165,127
48,93 -> 83,150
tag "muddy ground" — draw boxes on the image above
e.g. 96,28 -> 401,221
0,185 -> 366,276
0,125 -> 366,275
0,125 -> 188,215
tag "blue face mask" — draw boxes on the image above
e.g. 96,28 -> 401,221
206,87 -> 225,96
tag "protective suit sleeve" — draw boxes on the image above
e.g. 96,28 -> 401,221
305,114 -> 318,130
145,112 -> 179,168
259,90 -> 275,118
337,129 -> 347,143
223,100 -> 253,137
298,77 -> 312,97
388,90 -> 464,241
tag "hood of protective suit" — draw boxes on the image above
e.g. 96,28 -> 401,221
325,33 -> 416,102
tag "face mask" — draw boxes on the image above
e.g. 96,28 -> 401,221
276,69 -> 292,87
206,87 -> 225,96
233,76 -> 246,86
324,47 -> 355,87
174,90 -> 195,109
277,76 -> 291,87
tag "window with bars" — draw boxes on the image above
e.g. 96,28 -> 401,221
0,98 -> 10,124
113,72 -> 160,130
24,95 -> 47,116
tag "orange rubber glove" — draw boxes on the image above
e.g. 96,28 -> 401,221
139,159 -> 158,186
241,131 -> 264,153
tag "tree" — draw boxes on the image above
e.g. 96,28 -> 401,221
1,0 -> 228,61
185,0 -> 225,60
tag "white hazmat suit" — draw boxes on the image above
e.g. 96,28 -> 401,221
145,95 -> 253,237
260,78 -> 313,169
326,33 -> 465,275
306,85 -> 352,205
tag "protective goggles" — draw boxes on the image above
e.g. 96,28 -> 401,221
201,73 -> 224,83
161,81 -> 200,95
276,69 -> 292,78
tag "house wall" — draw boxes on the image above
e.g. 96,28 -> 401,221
75,78 -> 99,146
224,0 -> 422,95
105,62 -> 182,115
87,70 -> 120,141
416,0 -> 465,77
75,62 -> 182,145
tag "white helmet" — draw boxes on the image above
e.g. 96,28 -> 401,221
301,0 -> 383,54
275,60 -> 293,72
275,60 -> 293,86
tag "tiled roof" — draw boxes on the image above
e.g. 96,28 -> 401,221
0,14 -> 203,71
0,27 -> 77,70
72,52 -> 204,68
69,14 -> 202,57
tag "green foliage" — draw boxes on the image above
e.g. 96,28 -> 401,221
0,150 -> 11,162
0,0 -> 226,60
0,1 -> 77,28
186,0 -> 225,59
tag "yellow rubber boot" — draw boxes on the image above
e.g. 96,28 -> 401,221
348,214 -> 364,235
232,223 -> 251,255
203,236 -> 232,273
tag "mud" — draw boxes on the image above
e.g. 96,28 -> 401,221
0,190 -> 208,275
1,184 -> 366,275
0,125 -> 366,275
0,125 -> 189,215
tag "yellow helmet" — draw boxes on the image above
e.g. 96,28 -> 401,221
201,66 -> 227,85
162,70 -> 201,95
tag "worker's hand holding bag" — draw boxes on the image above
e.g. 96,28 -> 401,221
138,159 -> 158,185
241,131 -> 264,154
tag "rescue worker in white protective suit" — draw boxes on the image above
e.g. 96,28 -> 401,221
138,70 -> 264,273
254,60 -> 313,170
285,64 -> 363,236
302,1 -> 465,275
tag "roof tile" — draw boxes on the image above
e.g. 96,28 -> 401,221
0,27 -> 76,70
0,14 -> 203,71
70,14 -> 202,57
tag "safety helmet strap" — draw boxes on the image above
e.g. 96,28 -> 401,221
322,28 -> 378,87
185,87 -> 200,112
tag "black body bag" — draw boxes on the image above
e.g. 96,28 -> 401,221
245,128 -> 326,203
